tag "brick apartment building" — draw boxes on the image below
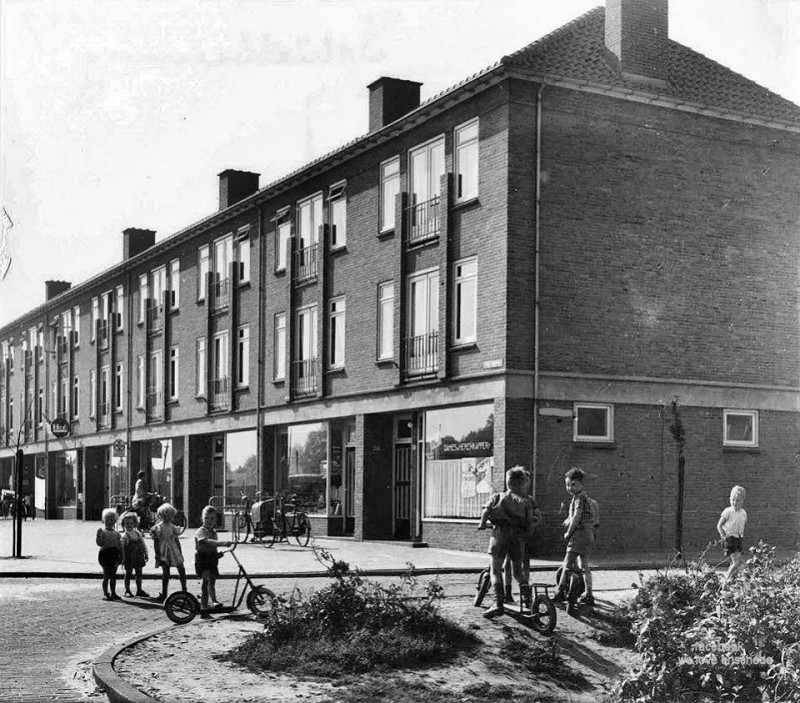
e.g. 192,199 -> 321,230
1,0 -> 799,555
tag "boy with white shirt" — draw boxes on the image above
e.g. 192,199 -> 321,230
717,485 -> 747,583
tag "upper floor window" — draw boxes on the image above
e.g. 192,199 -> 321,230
91,297 -> 100,341
89,370 -> 97,419
152,266 -> 167,308
213,235 -> 233,282
377,281 -> 394,361
236,229 -> 250,284
454,119 -> 479,202
298,194 -> 323,251
136,355 -> 145,409
72,376 -> 79,419
723,410 -> 758,448
115,285 -> 125,331
406,268 -> 439,376
236,326 -> 250,388
275,210 -> 291,273
329,298 -> 345,369
36,328 -> 44,361
574,403 -> 614,443
72,306 -> 80,346
169,259 -> 180,310
453,257 -> 477,345
139,274 -> 149,323
169,347 -> 179,401
380,157 -> 400,232
196,337 -> 206,397
274,313 -> 286,381
409,137 -> 444,243
197,245 -> 210,301
114,364 -> 123,411
328,182 -> 346,249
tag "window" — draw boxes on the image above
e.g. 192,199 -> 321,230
236,326 -> 250,387
36,328 -> 44,361
58,378 -> 67,417
377,282 -> 394,360
213,235 -> 233,282
454,119 -> 479,201
8,397 -> 12,433
152,266 -> 167,309
329,182 -> 346,248
406,269 -> 439,374
71,376 -> 79,419
148,351 -> 162,409
196,337 -> 206,397
275,210 -> 291,272
329,298 -> 345,368
114,364 -> 123,411
169,259 -> 180,309
212,332 -> 229,383
274,313 -> 286,381
298,193 -> 323,253
211,332 -> 230,409
409,137 -> 445,242
72,306 -> 80,346
139,274 -> 148,323
198,245 -> 210,301
89,370 -> 96,418
99,366 -> 110,421
115,285 -> 124,331
294,305 -> 318,394
453,257 -> 477,344
169,347 -> 179,400
37,388 -> 43,425
574,403 -> 614,442
91,297 -> 99,341
137,355 -> 145,409
380,157 -> 400,232
723,410 -> 758,447
236,230 -> 250,284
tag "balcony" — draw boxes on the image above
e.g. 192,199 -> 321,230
404,331 -> 439,378
24,350 -> 33,376
57,337 -> 69,364
294,243 -> 318,283
407,196 -> 440,246
209,376 -> 230,412
146,304 -> 163,336
98,403 -> 110,429
210,278 -> 230,313
291,358 -> 318,398
146,389 -> 163,421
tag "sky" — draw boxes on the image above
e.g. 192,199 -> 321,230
1,0 -> 799,329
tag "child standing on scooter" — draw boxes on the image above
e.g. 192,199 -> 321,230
96,508 -> 123,601
120,511 -> 150,598
151,502 -> 187,601
195,505 -> 232,618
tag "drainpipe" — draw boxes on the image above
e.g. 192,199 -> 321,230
532,82 -> 545,498
126,270 -> 133,501
255,204 -> 265,495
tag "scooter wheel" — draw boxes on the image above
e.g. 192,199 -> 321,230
164,591 -> 200,625
246,585 -> 277,617
530,594 -> 557,635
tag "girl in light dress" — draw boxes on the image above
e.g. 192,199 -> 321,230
150,503 -> 187,601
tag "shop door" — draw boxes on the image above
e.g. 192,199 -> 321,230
211,435 -> 226,528
343,446 -> 355,535
393,445 -> 412,538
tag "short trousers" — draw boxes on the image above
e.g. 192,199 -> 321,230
487,527 -> 525,561
566,527 -> 594,557
98,546 -> 120,573
724,536 -> 743,556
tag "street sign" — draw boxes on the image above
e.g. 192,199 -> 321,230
50,417 -> 70,438
113,439 -> 127,458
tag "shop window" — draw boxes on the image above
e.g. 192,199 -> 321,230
276,422 -> 328,516
55,449 -> 79,508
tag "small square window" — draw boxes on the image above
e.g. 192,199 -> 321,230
574,403 -> 613,442
723,410 -> 758,447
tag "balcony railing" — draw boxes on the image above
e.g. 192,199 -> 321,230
24,350 -> 33,375
57,337 -> 69,364
407,196 -> 440,245
291,358 -> 318,398
294,243 -> 318,283
146,304 -> 163,335
211,278 -> 230,312
98,403 -> 110,429
404,331 -> 439,377
146,389 -> 163,421
209,376 -> 230,412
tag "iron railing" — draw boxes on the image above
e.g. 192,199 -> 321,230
146,304 -> 163,335
407,196 -> 440,245
98,320 -> 110,347
211,278 -> 230,312
404,331 -> 439,377
209,376 -> 230,412
291,358 -> 317,397
295,243 -> 318,282
98,403 -> 110,428
146,389 -> 163,421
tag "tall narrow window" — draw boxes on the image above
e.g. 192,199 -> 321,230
236,231 -> 250,284
377,281 -> 394,360
36,328 -> 44,361
37,388 -> 43,425
212,332 -> 229,382
89,370 -> 97,418
169,258 -> 180,309
114,364 -> 123,411
275,210 -> 291,272
148,351 -> 162,407
72,376 -> 79,419
453,257 -> 477,344
91,297 -> 99,341
196,337 -> 207,397
214,235 -> 233,282
329,182 -> 347,248
236,326 -> 250,387
99,366 -> 110,421
139,274 -> 148,323
406,269 -> 439,375
380,157 -> 400,232
274,313 -> 286,381
115,285 -> 124,331
409,137 -> 445,243
137,355 -> 145,409
454,119 -> 479,201
152,266 -> 166,309
295,306 -> 318,394
198,245 -> 210,301
169,347 -> 179,400
72,306 -> 80,346
329,298 -> 346,368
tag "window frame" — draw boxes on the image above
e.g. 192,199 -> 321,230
275,209 -> 291,273
169,346 -> 179,401
136,355 -> 145,409
91,297 -> 99,342
723,409 -> 759,448
409,135 -> 445,207
377,281 -> 394,361
235,228 -> 251,284
115,285 -> 125,331
454,118 -> 479,202
453,256 -> 478,345
328,297 -> 346,369
139,274 -> 148,323
236,325 -> 250,388
297,192 -> 323,250
295,305 -> 318,364
407,267 -> 439,338
274,313 -> 286,381
169,258 -> 180,310
379,156 -> 400,233
71,375 -> 79,420
196,337 -> 206,398
72,306 -> 81,346
573,403 -> 614,443
114,364 -> 123,412
328,181 -> 347,249
197,245 -> 210,301
89,369 -> 97,419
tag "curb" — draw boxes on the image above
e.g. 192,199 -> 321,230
94,628 -> 171,703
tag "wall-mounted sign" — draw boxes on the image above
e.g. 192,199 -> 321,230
50,417 -> 70,438
113,439 -> 127,458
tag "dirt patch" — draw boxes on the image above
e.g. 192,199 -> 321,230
113,596 -> 639,702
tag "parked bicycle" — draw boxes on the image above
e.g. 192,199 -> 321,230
268,494 -> 311,547
110,492 -> 186,534
230,491 -> 273,546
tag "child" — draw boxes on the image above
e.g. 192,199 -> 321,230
478,466 -> 536,618
150,502 -> 187,601
554,468 -> 595,611
717,485 -> 747,583
120,511 -> 150,598
502,484 -> 542,603
96,508 -> 123,601
195,505 -> 232,618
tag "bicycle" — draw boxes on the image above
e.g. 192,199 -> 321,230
111,493 -> 186,535
230,491 -> 273,546
164,542 -> 278,624
267,494 -> 311,547
474,568 -> 557,635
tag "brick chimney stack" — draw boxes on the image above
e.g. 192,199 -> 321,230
45,280 -> 72,300
605,0 -> 669,83
368,77 -> 423,132
123,228 -> 157,261
218,170 -> 260,211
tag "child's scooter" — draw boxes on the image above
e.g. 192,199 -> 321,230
473,567 -> 557,635
164,542 -> 276,624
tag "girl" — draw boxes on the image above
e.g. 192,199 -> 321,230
120,511 -> 150,598
150,502 -> 187,601
96,508 -> 122,601
195,505 -> 231,617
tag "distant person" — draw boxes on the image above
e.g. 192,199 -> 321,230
478,466 -> 536,618
132,470 -> 149,512
96,508 -> 122,601
195,505 -> 231,618
151,503 -> 187,601
120,511 -> 150,598
717,485 -> 748,584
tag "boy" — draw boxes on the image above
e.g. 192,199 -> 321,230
478,466 -> 537,618
554,467 -> 595,611
717,485 -> 747,584
195,505 -> 232,618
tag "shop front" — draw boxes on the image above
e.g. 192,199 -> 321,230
51,448 -> 82,520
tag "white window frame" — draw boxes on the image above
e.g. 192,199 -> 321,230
91,297 -> 99,342
379,156 -> 400,232
329,297 -> 345,369
212,331 -> 230,387
328,181 -> 347,249
71,376 -> 79,420
454,118 -> 479,202
149,351 -> 162,402
196,337 -> 206,397
115,285 -> 124,331
89,369 -> 97,418
213,234 -> 233,283
377,281 -> 394,361
453,257 -> 478,345
236,229 -> 250,284
114,364 -> 123,411
197,245 -> 210,301
275,210 -> 291,273
573,403 -> 614,443
72,306 -> 80,346
409,135 -> 445,207
169,258 -> 180,309
297,193 -> 323,250
152,266 -> 167,309
723,409 -> 758,448
407,268 -> 439,339
139,274 -> 148,323
99,365 -> 110,419
236,326 -> 250,388
169,347 -> 179,400
274,313 -> 286,381
136,355 -> 145,409
295,305 -> 318,364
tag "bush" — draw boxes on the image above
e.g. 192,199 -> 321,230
617,542 -> 800,702
221,548 -> 477,677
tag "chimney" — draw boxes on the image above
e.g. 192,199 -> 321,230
218,170 -> 260,211
45,280 -> 71,300
605,0 -> 669,83
368,77 -> 423,132
123,228 -> 157,260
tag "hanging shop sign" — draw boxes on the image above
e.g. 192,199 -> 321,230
50,417 -> 70,438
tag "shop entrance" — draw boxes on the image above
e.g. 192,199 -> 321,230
392,415 -> 414,538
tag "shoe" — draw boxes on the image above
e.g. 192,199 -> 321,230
211,601 -> 223,609
200,611 -> 212,619
153,593 -> 166,602
503,588 -> 514,604
136,590 -> 150,598
124,591 -> 134,598
551,589 -> 566,603
579,594 -> 595,606
566,600 -> 577,615
109,593 -> 122,601
103,594 -> 111,601
482,604 -> 504,619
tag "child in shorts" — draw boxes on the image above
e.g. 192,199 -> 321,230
195,505 -> 232,618
717,485 -> 747,584
120,511 -> 150,598
96,508 -> 122,601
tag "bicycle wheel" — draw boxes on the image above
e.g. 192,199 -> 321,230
246,585 -> 277,617
474,569 -> 491,607
530,594 -> 557,635
164,591 -> 200,625
174,511 -> 187,536
231,512 -> 247,543
293,517 -> 311,546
